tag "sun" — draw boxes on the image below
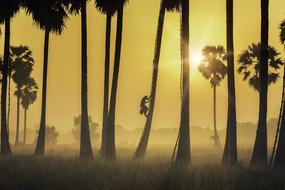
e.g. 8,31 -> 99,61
190,51 -> 202,67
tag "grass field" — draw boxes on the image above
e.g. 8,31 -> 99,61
0,146 -> 284,190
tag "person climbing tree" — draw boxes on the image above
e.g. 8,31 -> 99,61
140,95 -> 151,117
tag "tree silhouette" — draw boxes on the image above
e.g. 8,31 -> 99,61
176,0 -> 190,163
251,0 -> 269,166
21,77 -> 38,145
10,45 -> 34,145
0,0 -> 20,155
198,45 -> 227,147
72,115 -> 99,144
223,0 -> 237,165
62,0 -> 94,159
273,19 -> 285,167
23,0 -> 69,155
238,43 -> 283,92
95,0 -> 116,158
134,0 -> 180,159
106,0 -> 128,160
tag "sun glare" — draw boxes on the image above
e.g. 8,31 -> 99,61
190,51 -> 202,67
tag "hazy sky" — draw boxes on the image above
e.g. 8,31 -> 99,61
0,0 -> 285,134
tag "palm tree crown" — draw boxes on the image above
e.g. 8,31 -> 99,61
21,77 -> 38,110
238,43 -> 284,91
0,0 -> 20,20
10,46 -> 34,89
280,20 -> 285,45
23,0 -> 68,34
199,45 -> 227,87
164,0 -> 181,12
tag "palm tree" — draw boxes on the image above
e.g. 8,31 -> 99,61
198,45 -> 227,147
10,46 -> 34,145
176,0 -> 190,163
273,19 -> 285,167
251,0 -> 269,166
0,0 -> 20,155
238,43 -> 283,92
23,0 -> 69,155
222,0 -> 237,165
21,77 -> 38,145
106,0 -> 128,160
63,0 -> 93,159
95,0 -> 116,158
134,0 -> 180,159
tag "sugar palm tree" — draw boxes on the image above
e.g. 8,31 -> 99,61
21,77 -> 38,145
222,0 -> 237,165
106,0 -> 129,160
251,0 -> 269,166
176,0 -> 190,163
10,46 -> 34,145
134,0 -> 180,159
0,0 -> 20,155
23,0 -> 68,155
238,43 -> 283,91
272,19 -> 285,167
95,0 -> 116,158
198,45 -> 227,147
62,0 -> 93,159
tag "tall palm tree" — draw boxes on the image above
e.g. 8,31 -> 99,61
21,77 -> 38,145
0,0 -> 20,155
63,0 -> 93,159
238,43 -> 283,92
134,0 -> 180,159
198,45 -> 227,147
273,19 -> 285,167
251,0 -> 269,166
23,0 -> 69,155
106,0 -> 128,160
175,0 -> 190,163
222,0 -> 237,165
95,0 -> 116,158
10,46 -> 34,145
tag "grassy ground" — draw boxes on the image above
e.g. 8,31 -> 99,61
0,146 -> 284,190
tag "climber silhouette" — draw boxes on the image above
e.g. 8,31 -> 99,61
140,95 -> 151,117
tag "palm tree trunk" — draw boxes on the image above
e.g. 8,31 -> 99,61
35,29 -> 50,155
273,67 -> 285,167
223,0 -> 237,165
106,2 -> 125,160
15,94 -> 20,145
7,75 -> 11,138
213,85 -> 218,145
79,2 -> 93,159
251,0 -> 269,166
23,109 -> 27,145
134,0 -> 166,159
1,18 -> 12,154
176,0 -> 190,163
101,12 -> 112,158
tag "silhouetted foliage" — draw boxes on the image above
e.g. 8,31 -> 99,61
72,115 -> 99,144
164,0 -> 181,12
35,125 -> 59,146
280,19 -> 285,45
21,78 -> 38,110
238,43 -> 284,91
199,45 -> 227,87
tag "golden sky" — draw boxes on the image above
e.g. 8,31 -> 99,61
1,0 -> 285,134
